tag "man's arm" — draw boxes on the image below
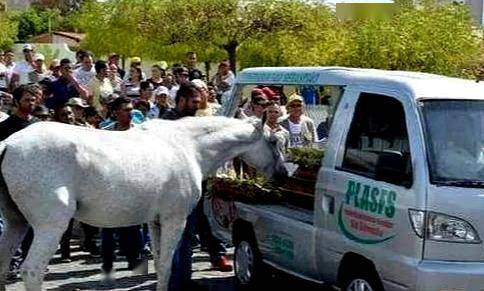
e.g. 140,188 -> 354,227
66,72 -> 89,99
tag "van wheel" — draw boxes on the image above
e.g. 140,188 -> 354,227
234,235 -> 263,290
342,269 -> 383,291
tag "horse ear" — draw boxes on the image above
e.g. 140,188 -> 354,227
246,117 -> 263,132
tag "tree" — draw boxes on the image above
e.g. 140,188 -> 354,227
0,12 -> 17,49
9,7 -> 63,42
76,0 -> 327,72
75,0 -> 482,78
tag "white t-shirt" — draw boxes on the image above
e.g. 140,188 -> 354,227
288,119 -> 303,148
0,63 -> 7,89
74,67 -> 96,86
13,61 -> 34,85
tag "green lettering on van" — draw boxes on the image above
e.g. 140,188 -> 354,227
359,185 -> 371,211
369,187 -> 379,213
385,191 -> 397,218
345,180 -> 360,205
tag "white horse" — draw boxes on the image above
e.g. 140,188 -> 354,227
0,116 -> 287,291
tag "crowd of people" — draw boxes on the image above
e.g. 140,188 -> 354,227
0,43 -> 320,290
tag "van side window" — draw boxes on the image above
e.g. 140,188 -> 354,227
341,93 -> 413,187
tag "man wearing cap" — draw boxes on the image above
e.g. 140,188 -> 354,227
66,97 -> 90,126
28,53 -> 48,84
10,44 -> 35,89
241,88 -> 269,119
148,86 -> 172,119
123,57 -> 146,81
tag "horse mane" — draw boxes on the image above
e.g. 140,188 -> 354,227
142,116 -> 260,143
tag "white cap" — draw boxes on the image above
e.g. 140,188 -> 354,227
23,44 -> 34,51
154,86 -> 169,96
192,79 -> 208,91
34,53 -> 45,61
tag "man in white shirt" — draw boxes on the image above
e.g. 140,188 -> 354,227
0,51 -> 8,92
11,44 -> 35,88
74,51 -> 95,87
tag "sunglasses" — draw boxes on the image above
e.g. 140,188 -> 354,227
289,103 -> 302,108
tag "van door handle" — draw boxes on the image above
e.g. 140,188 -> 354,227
322,194 -> 335,215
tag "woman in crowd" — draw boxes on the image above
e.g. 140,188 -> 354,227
124,67 -> 142,98
280,93 -> 316,148
147,64 -> 165,89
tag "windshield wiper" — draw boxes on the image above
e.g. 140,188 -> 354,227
434,179 -> 484,188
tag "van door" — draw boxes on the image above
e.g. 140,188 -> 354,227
317,91 -> 426,289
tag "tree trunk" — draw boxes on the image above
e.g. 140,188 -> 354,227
223,40 -> 238,74
204,61 -> 211,82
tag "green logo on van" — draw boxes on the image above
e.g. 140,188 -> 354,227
337,180 -> 397,244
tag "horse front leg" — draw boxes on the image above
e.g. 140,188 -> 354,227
156,213 -> 190,291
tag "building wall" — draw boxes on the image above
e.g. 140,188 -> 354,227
6,0 -> 32,10
467,0 -> 484,25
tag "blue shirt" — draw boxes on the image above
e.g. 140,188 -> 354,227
45,78 -> 79,109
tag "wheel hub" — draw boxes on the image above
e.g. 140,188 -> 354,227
235,241 -> 254,285
347,278 -> 374,291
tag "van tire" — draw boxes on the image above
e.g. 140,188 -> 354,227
342,267 -> 384,291
234,231 -> 264,290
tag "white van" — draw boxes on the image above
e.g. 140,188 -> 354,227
207,67 -> 484,290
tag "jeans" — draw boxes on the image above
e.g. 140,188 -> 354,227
168,196 -> 227,291
80,222 -> 99,252
60,219 -> 74,259
168,210 -> 197,291
101,225 -> 144,273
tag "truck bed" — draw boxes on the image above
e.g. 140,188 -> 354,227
236,202 -> 314,225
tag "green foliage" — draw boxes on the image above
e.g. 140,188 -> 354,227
0,12 -> 17,49
208,176 -> 282,204
9,8 -> 63,42
75,0 -> 482,78
287,148 -> 325,169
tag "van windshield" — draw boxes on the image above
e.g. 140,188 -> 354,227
421,100 -> 484,187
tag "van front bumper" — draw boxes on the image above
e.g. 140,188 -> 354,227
417,260 -> 484,291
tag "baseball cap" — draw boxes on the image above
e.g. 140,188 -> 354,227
192,79 -> 208,91
22,44 -> 34,51
130,56 -> 141,64
154,86 -> 169,96
286,93 -> 304,107
66,97 -> 88,108
34,53 -> 45,61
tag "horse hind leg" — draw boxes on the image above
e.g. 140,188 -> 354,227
20,189 -> 75,291
21,222 -> 70,291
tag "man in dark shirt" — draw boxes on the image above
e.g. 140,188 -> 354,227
163,82 -> 232,291
45,58 -> 89,109
185,52 -> 203,81
162,82 -> 201,120
0,84 -> 37,141
0,84 -> 37,280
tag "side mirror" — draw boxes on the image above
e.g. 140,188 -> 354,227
375,151 -> 412,188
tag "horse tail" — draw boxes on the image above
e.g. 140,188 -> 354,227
0,142 -> 27,227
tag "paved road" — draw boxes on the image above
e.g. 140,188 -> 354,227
6,240 -> 332,291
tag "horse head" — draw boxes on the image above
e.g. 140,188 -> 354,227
239,118 -> 288,183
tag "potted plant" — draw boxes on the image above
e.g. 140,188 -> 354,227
208,175 -> 282,205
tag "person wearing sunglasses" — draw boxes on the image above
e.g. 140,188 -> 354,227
281,93 -> 316,148
45,58 -> 89,109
